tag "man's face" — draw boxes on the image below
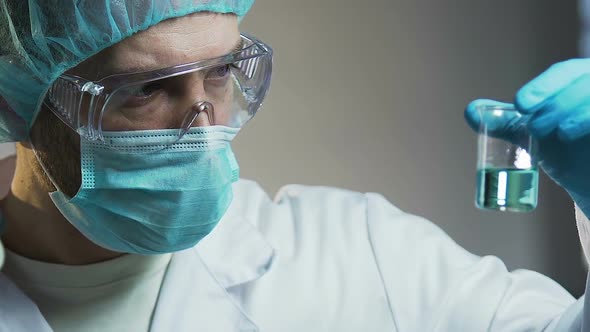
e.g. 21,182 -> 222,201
29,12 -> 240,198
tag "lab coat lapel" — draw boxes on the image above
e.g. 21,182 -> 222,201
150,207 -> 275,332
196,214 -> 275,289
0,273 -> 53,332
149,248 -> 258,332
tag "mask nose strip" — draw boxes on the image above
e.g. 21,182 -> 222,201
178,101 -> 215,138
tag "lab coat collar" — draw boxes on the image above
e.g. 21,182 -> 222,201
0,273 -> 53,332
149,247 -> 260,332
149,195 -> 275,332
196,201 -> 276,289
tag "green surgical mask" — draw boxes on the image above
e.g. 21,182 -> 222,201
49,126 -> 240,254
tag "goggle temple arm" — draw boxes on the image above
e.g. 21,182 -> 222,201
80,82 -> 106,141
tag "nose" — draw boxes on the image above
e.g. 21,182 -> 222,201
194,102 -> 213,127
174,72 -> 213,128
179,101 -> 215,136
175,71 -> 232,129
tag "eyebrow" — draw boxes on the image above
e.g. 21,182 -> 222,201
103,37 -> 245,77
232,37 -> 245,54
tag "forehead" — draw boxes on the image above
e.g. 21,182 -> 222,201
72,12 -> 239,79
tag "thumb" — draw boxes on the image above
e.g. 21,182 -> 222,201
465,99 -> 530,145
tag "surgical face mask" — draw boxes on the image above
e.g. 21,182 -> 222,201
47,125 -> 240,254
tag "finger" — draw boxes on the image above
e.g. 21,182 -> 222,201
558,107 -> 590,142
526,73 -> 590,139
464,99 -> 514,132
515,59 -> 590,113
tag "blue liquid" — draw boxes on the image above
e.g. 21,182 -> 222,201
476,168 -> 538,212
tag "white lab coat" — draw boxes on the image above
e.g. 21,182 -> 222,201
0,179 -> 588,331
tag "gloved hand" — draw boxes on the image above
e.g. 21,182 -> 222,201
465,59 -> 590,217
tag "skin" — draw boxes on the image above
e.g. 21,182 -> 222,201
0,156 -> 15,199
0,12 -> 240,265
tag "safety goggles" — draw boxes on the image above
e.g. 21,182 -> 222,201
43,33 -> 272,148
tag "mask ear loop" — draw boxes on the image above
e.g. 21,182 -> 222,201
177,101 -> 215,139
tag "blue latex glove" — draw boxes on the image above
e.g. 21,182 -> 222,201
465,59 -> 590,216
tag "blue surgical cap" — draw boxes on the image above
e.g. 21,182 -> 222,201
0,0 -> 255,142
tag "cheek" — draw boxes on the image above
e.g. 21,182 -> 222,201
43,130 -> 82,198
215,84 -> 234,126
30,108 -> 83,197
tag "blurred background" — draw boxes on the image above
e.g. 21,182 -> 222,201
0,0 -> 585,296
236,0 -> 586,295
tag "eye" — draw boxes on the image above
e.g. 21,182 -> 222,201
120,82 -> 164,108
130,82 -> 163,98
205,64 -> 232,80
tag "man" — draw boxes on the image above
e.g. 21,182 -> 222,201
0,0 -> 589,331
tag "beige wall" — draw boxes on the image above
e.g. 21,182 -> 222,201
237,0 -> 586,294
